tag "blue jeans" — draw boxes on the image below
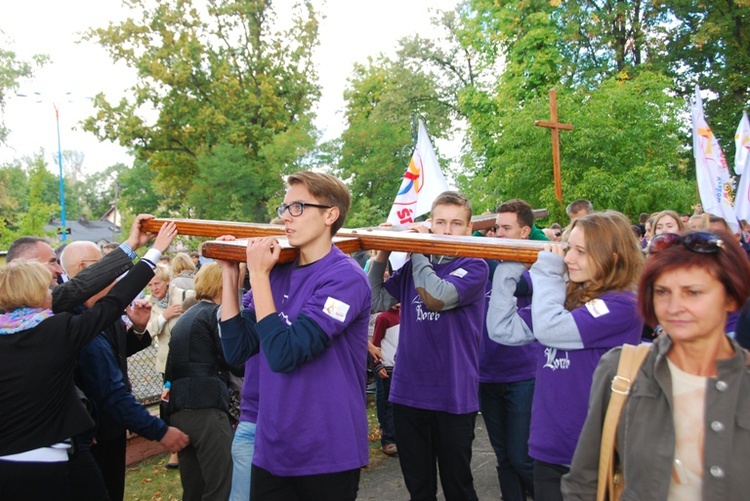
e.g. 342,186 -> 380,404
230,420 -> 256,501
375,368 -> 395,445
479,379 -> 535,501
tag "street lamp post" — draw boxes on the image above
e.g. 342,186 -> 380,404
53,104 -> 67,242
17,92 -> 70,241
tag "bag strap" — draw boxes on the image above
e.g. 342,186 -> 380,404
596,343 -> 651,501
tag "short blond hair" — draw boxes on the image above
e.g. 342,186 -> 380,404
154,264 -> 172,282
194,262 -> 222,301
0,260 -> 52,311
171,252 -> 196,275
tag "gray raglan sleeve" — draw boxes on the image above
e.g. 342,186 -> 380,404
529,251 -> 585,350
410,254 -> 460,311
487,261 -> 535,345
368,260 -> 399,313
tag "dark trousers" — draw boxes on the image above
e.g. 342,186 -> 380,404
393,403 -> 478,501
69,448 -> 111,501
0,459 -> 72,501
171,408 -> 234,501
91,433 -> 127,501
534,460 -> 569,501
251,464 -> 360,501
479,379 -> 535,501
375,368 -> 396,445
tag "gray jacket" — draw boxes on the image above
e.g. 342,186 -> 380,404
562,334 -> 750,501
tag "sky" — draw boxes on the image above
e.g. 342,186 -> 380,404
0,0 -> 459,176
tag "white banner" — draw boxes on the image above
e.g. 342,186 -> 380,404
386,119 -> 449,225
735,111 -> 750,175
733,111 -> 750,223
692,86 -> 738,232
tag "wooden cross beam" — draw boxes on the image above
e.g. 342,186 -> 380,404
141,218 -> 557,264
471,209 -> 549,232
535,89 -> 573,204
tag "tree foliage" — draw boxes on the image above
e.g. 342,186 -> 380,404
458,72 -> 696,222
334,55 -> 455,227
0,153 -> 58,247
83,0 -> 321,221
660,0 -> 750,149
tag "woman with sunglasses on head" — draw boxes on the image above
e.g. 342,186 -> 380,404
562,229 -> 750,500
487,211 -> 644,501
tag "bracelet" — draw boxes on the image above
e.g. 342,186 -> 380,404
133,326 -> 147,335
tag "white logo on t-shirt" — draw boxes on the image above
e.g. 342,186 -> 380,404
585,298 -> 610,318
323,297 -> 350,322
450,267 -> 468,278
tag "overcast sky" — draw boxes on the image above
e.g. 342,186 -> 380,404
0,0 -> 458,176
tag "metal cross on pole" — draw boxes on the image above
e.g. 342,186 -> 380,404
535,89 -> 573,204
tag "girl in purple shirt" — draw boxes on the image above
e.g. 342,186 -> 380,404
487,211 -> 644,501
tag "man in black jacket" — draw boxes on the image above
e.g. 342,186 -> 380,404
62,240 -> 187,501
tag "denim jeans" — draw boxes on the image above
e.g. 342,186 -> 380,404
230,420 -> 256,501
479,379 -> 535,501
375,368 -> 395,445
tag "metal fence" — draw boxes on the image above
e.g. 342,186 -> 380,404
128,345 -> 163,405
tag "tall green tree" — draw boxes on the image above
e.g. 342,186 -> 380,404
458,72 -> 696,222
660,0 -> 750,149
0,153 -> 59,247
83,0 -> 321,221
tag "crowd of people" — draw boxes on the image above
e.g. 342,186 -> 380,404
2,171 -> 750,500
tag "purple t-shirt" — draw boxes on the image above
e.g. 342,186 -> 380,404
480,271 -> 537,384
246,247 -> 371,476
385,256 -> 488,414
519,290 -> 642,465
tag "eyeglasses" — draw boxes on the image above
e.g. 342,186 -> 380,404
648,232 -> 724,254
276,202 -> 332,218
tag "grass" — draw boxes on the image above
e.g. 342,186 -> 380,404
125,394 -> 384,500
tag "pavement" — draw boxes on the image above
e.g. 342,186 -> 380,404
357,414 -> 501,500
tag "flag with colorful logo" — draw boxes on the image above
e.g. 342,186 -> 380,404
735,111 -> 750,175
386,119 -> 449,226
733,111 -> 750,223
692,86 -> 738,232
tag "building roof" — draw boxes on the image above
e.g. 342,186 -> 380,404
44,218 -> 121,245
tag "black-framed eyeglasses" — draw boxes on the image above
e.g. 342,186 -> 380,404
648,232 -> 724,254
276,202 -> 333,218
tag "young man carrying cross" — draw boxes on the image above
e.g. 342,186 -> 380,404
217,171 -> 371,500
369,191 -> 489,501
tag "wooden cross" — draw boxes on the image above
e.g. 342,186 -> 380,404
535,89 -> 573,204
141,218 -> 558,264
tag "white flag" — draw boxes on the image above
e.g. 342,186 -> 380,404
735,111 -> 750,175
734,111 -> 750,223
692,86 -> 738,232
386,119 -> 449,226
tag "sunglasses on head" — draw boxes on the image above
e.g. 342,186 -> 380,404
648,231 -> 724,254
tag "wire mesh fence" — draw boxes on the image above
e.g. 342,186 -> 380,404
128,345 -> 163,405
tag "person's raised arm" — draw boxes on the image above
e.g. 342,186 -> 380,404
215,235 -> 261,365
368,250 -> 398,313
528,245 -> 585,350
53,214 -> 160,313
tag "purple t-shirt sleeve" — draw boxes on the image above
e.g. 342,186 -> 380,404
572,292 -> 642,349
440,258 -> 490,308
